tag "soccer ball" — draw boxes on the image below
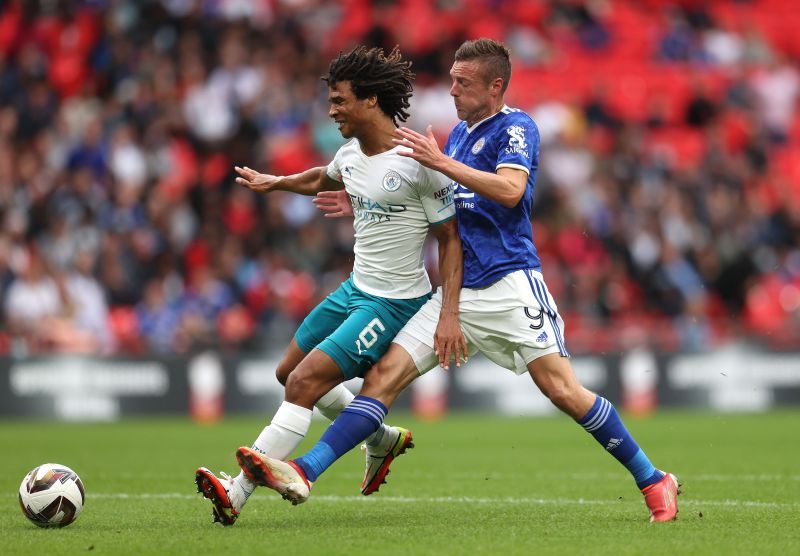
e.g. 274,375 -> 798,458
18,463 -> 85,528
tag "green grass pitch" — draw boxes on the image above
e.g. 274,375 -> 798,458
1,410 -> 799,555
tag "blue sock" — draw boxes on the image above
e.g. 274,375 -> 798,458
578,396 -> 664,489
294,396 -> 387,482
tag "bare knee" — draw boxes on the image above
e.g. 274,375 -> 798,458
528,355 -> 594,419
275,339 -> 307,386
362,359 -> 399,397
542,383 -> 574,413
360,348 -> 417,406
540,382 -> 594,419
284,368 -> 335,408
275,360 -> 293,386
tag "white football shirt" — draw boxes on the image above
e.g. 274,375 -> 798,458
326,139 -> 455,299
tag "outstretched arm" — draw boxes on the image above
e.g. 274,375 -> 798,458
393,126 -> 527,208
429,218 -> 467,368
235,165 -> 343,196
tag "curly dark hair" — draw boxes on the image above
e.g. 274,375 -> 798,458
323,46 -> 415,125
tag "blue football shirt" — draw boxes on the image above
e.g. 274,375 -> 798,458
444,105 -> 541,288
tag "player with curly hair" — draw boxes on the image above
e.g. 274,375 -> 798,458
195,45 -> 466,526
241,38 -> 680,524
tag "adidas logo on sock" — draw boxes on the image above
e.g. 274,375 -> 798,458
536,331 -> 548,343
606,437 -> 623,451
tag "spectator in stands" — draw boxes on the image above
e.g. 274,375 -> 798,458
3,248 -> 64,352
1,0 -> 799,353
135,277 -> 184,354
64,248 -> 112,353
750,53 -> 800,143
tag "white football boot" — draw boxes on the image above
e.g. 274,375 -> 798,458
361,426 -> 414,495
195,467 -> 249,526
236,447 -> 312,505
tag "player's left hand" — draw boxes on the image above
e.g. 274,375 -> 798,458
394,125 -> 446,170
434,313 -> 468,369
313,190 -> 353,218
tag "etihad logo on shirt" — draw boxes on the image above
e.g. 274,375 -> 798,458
349,193 -> 407,223
505,125 -> 529,157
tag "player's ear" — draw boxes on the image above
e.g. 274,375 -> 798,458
490,77 -> 504,96
365,94 -> 379,109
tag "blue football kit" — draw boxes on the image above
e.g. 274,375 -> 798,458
444,106 -> 541,287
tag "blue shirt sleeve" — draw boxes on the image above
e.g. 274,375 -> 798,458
494,113 -> 539,174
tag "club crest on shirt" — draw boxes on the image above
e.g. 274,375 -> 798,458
505,125 -> 529,157
382,170 -> 403,192
471,137 -> 486,154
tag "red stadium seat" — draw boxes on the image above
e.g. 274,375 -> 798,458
646,126 -> 706,170
108,306 -> 143,354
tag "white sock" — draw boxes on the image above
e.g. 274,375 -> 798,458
235,402 -> 312,497
366,424 -> 390,448
234,471 -> 256,498
314,384 -> 391,447
315,383 -> 354,421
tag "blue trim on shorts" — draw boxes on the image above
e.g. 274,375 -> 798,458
523,270 -> 568,357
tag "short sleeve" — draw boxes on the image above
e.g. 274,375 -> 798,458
494,114 -> 539,175
326,146 -> 345,182
417,167 -> 455,224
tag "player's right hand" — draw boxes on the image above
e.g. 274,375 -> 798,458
433,313 -> 468,369
234,166 -> 279,192
313,190 -> 353,218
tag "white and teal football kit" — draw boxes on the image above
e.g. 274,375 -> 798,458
394,106 -> 568,374
295,139 -> 455,379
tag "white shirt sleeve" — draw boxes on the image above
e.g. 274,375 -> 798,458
417,167 -> 455,224
326,145 -> 345,182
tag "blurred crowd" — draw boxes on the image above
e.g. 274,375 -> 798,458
1,0 -> 799,357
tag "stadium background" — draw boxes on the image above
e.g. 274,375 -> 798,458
1,0 -> 800,420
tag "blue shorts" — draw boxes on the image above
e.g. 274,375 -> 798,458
295,277 -> 431,380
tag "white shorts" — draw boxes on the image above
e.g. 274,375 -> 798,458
393,269 -> 568,375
